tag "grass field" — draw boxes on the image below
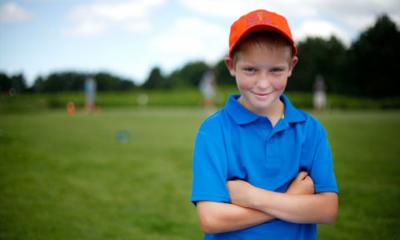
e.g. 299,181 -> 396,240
1,90 -> 400,113
0,108 -> 399,239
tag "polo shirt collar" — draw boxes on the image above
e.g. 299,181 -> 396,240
225,94 -> 306,125
280,94 -> 306,124
226,94 -> 259,125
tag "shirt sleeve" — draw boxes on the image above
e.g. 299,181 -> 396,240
309,124 -> 339,194
191,124 -> 231,204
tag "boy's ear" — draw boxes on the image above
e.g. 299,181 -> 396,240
225,57 -> 236,77
288,56 -> 298,77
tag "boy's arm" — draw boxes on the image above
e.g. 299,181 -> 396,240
227,176 -> 338,224
196,171 -> 315,234
196,201 -> 273,234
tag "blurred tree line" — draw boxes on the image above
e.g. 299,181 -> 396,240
0,71 -> 136,94
1,14 -> 399,98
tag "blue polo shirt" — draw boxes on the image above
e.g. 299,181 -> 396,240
191,94 -> 338,240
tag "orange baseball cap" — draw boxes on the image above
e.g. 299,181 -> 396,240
229,9 -> 297,57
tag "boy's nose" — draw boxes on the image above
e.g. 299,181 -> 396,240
256,76 -> 272,89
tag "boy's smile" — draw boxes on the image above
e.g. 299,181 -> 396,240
227,43 -> 297,119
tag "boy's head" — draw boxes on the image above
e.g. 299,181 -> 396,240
228,9 -> 297,59
225,9 -> 298,116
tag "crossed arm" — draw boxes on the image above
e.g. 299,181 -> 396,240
196,172 -> 338,234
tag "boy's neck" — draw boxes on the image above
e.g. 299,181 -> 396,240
238,95 -> 284,127
268,99 -> 285,127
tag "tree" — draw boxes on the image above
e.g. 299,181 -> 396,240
0,72 -> 12,92
32,71 -> 136,92
163,61 -> 210,89
142,67 -> 166,89
214,59 -> 235,86
177,61 -> 210,87
32,72 -> 86,92
95,72 -> 136,91
288,36 -> 347,93
0,72 -> 27,93
32,76 -> 45,92
346,14 -> 400,97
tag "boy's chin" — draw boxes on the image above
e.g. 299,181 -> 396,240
252,96 -> 283,111
244,99 -> 275,112
239,93 -> 281,112
252,94 -> 280,105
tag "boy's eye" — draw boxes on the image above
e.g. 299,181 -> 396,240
271,68 -> 284,73
243,67 -> 257,73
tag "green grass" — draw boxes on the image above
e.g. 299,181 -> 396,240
1,90 -> 400,113
0,108 -> 399,239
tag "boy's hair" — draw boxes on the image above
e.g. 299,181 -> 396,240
228,9 -> 297,58
231,31 -> 294,65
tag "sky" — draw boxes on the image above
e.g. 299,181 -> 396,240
0,0 -> 399,86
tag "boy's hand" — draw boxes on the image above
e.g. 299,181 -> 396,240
227,180 -> 255,208
286,171 -> 314,195
227,171 -> 315,208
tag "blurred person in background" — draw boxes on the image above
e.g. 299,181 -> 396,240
199,69 -> 217,110
313,75 -> 327,111
84,76 -> 96,112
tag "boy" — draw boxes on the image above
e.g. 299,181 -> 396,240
191,9 -> 338,240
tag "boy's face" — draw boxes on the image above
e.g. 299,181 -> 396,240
226,42 -> 298,116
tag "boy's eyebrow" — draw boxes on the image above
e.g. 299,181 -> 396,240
271,66 -> 287,70
239,62 -> 288,69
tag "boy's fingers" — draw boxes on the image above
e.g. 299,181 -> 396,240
297,171 -> 308,180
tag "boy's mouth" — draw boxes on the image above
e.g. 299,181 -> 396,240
253,91 -> 272,97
